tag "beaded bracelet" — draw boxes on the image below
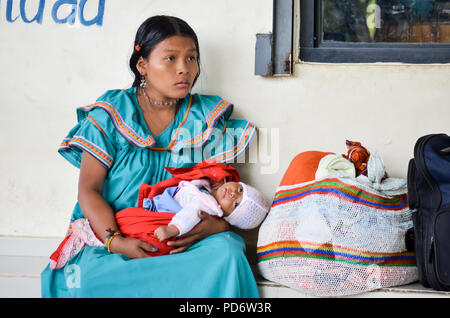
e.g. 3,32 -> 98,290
105,230 -> 121,253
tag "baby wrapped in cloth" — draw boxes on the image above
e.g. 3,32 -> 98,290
144,177 -> 269,241
49,160 -> 269,269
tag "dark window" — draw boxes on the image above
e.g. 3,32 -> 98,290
300,0 -> 450,63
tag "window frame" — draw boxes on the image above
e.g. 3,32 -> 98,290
255,0 -> 294,76
299,0 -> 450,64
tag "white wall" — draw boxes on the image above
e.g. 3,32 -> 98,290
0,0 -> 449,238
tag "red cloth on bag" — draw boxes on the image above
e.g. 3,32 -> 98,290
279,151 -> 334,186
119,160 -> 241,256
279,141 -> 371,188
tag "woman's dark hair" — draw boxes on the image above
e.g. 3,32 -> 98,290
129,15 -> 201,88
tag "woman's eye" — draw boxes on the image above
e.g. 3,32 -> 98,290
166,56 -> 175,61
187,56 -> 196,61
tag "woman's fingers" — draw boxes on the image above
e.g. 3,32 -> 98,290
169,246 -> 188,254
168,233 -> 201,247
166,211 -> 227,255
198,210 -> 210,221
132,241 -> 156,258
140,241 -> 158,253
167,233 -> 202,254
124,238 -> 156,258
168,236 -> 199,254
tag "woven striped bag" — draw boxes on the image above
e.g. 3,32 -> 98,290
257,176 -> 418,297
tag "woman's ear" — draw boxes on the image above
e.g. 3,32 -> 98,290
136,56 -> 147,76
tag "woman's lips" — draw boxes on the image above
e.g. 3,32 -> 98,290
175,81 -> 190,88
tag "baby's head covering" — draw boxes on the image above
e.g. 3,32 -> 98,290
224,182 -> 270,229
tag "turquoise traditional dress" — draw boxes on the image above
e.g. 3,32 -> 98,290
41,87 -> 259,298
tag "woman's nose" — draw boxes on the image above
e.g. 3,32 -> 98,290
177,61 -> 189,74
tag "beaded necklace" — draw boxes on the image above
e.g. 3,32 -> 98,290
140,87 -> 179,107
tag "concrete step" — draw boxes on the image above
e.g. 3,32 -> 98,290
1,236 -> 449,298
0,237 -> 61,298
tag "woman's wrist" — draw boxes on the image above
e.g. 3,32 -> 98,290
207,215 -> 229,236
105,230 -> 122,253
108,234 -> 124,254
224,220 -> 230,231
220,218 -> 230,232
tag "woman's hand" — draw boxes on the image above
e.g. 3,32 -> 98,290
167,211 -> 229,254
110,235 -> 157,259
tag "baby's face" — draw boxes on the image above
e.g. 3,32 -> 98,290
213,182 -> 243,216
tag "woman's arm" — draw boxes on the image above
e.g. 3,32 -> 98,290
167,211 -> 230,254
78,151 -> 156,258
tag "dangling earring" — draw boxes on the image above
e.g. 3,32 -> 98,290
140,75 -> 147,89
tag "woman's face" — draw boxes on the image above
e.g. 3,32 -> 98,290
137,35 -> 199,101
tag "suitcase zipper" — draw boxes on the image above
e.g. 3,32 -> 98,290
432,207 -> 450,289
413,208 -> 431,288
426,235 -> 442,289
429,236 -> 434,264
407,159 -> 419,209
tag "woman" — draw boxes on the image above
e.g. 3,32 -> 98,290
41,15 -> 259,297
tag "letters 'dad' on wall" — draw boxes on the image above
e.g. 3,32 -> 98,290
1,0 -> 105,26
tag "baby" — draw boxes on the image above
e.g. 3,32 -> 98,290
143,178 -> 270,241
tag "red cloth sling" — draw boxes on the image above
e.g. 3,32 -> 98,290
49,160 -> 241,264
118,160 -> 240,256
116,208 -> 177,256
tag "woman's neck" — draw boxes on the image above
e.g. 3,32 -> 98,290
139,87 -> 179,110
136,88 -> 179,136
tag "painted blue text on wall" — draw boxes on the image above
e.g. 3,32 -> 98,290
2,0 -> 105,26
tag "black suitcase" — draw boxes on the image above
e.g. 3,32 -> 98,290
407,133 -> 450,291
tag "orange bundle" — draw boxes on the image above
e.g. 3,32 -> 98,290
343,140 -> 370,177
